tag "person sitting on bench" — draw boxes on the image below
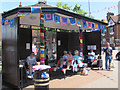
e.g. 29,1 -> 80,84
60,51 -> 68,68
88,49 -> 95,63
26,52 -> 38,75
72,50 -> 84,68
67,51 -> 73,70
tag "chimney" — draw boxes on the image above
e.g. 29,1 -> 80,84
19,2 -> 22,7
38,0 -> 47,4
106,12 -> 114,21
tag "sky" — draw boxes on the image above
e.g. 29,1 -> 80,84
0,0 -> 119,20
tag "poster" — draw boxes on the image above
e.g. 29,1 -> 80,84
58,40 -> 61,46
87,45 -> 96,50
26,43 -> 30,49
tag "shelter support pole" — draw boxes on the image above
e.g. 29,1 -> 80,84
40,13 -> 45,65
79,26 -> 83,56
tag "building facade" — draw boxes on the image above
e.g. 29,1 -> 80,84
101,12 -> 120,50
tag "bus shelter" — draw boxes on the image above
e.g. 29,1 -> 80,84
1,1 -> 108,89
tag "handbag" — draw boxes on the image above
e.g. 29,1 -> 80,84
110,59 -> 115,68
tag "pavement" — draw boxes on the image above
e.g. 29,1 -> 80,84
24,50 -> 119,89
0,50 -> 119,89
80,50 -> 119,88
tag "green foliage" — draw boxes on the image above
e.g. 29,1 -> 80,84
56,2 -> 87,16
88,15 -> 94,19
73,4 -> 87,16
56,2 -> 71,10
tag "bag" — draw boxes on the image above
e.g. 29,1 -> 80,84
72,62 -> 78,72
41,72 -> 49,79
110,60 -> 115,68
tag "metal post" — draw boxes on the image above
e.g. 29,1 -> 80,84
88,0 -> 91,17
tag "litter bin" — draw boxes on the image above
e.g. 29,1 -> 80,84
34,70 -> 50,90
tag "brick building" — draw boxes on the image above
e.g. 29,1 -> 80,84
101,12 -> 120,50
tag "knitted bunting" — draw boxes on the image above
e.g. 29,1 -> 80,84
44,13 -> 53,21
88,22 -> 91,28
1,18 -> 5,25
31,7 -> 42,13
54,14 -> 60,24
104,26 -> 106,32
69,18 -> 76,25
98,24 -> 101,29
10,19 -> 15,28
82,20 -> 87,27
76,19 -> 81,26
62,17 -> 67,24
95,23 -> 98,28
92,23 -> 95,28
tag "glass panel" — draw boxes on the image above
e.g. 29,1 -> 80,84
102,38 -> 106,44
115,39 -> 120,45
110,37 -> 114,44
46,31 -> 57,61
32,30 -> 40,56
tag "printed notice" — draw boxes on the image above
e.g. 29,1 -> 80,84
26,43 -> 30,49
58,40 -> 61,46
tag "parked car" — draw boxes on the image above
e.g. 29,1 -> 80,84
116,51 -> 120,60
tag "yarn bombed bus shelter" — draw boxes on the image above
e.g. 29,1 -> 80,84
2,1 -> 108,89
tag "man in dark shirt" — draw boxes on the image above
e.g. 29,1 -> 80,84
104,42 -> 113,70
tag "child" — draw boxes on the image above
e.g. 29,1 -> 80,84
82,64 -> 90,76
60,51 -> 68,68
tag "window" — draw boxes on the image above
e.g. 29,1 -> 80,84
115,39 -> 120,45
102,38 -> 106,45
110,37 -> 114,44
101,29 -> 105,36
109,27 -> 114,35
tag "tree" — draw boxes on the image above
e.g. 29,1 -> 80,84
89,15 -> 94,19
56,2 -> 71,10
56,2 -> 87,16
73,4 -> 87,16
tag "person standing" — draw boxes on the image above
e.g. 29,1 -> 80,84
104,42 -> 113,70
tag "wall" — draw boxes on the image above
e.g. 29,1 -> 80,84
2,18 -> 19,87
0,15 -> 2,61
0,16 -> 1,41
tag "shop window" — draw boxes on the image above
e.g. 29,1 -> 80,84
102,38 -> 106,45
115,39 -> 120,45
110,37 -> 114,44
109,27 -> 114,35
